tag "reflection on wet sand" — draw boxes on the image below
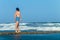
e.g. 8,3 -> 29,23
14,34 -> 21,40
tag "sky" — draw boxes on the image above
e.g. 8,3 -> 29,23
0,0 -> 60,23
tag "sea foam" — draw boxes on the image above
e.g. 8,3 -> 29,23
0,23 -> 60,31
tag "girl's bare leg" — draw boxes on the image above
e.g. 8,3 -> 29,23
15,22 -> 20,33
17,23 -> 20,32
15,22 -> 18,33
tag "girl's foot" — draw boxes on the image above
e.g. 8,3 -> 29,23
15,30 -> 21,33
18,31 -> 21,32
15,31 -> 18,33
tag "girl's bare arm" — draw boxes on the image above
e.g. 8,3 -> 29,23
14,13 -> 16,22
19,11 -> 22,18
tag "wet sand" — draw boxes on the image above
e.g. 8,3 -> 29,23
0,31 -> 60,35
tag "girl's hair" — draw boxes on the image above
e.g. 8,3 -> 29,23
16,8 -> 19,11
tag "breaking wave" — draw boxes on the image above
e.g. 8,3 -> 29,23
0,22 -> 60,31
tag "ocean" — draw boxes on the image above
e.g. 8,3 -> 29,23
0,22 -> 60,31
0,33 -> 60,40
0,22 -> 60,40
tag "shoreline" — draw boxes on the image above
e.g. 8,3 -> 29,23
0,31 -> 60,35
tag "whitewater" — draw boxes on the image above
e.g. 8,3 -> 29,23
0,22 -> 60,31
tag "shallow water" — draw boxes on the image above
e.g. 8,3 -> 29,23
0,22 -> 60,40
0,33 -> 60,40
